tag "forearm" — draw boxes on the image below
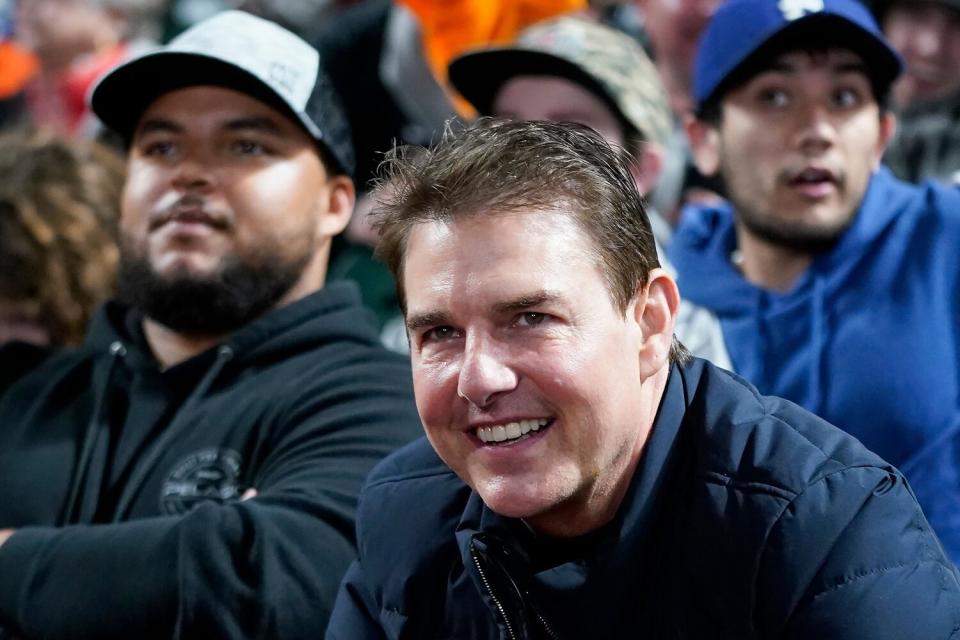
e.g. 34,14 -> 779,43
0,518 -> 180,639
0,500 -> 356,640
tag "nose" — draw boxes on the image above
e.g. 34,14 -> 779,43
913,22 -> 946,59
457,335 -> 518,409
794,102 -> 836,155
172,154 -> 214,192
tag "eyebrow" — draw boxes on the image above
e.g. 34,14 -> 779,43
405,291 -> 562,332
406,310 -> 450,333
222,116 -> 286,137
764,59 -> 870,77
133,116 -> 286,138
135,118 -> 182,137
491,290 -> 561,315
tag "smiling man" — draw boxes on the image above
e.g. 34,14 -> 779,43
325,119 -> 960,639
0,11 -> 422,639
671,0 -> 960,563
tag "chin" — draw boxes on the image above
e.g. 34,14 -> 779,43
476,483 -> 558,521
152,256 -> 222,282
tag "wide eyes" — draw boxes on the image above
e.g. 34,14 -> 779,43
832,88 -> 862,108
758,88 -> 790,108
754,85 -> 866,111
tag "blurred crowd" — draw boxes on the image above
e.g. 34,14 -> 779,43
2,0 -> 957,349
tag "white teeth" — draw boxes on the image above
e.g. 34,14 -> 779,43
476,419 -> 550,443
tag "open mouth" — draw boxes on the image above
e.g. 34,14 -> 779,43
790,167 -> 834,186
788,167 -> 837,198
475,419 -> 552,445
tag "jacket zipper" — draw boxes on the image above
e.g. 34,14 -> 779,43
471,543 -> 518,640
532,606 -> 559,640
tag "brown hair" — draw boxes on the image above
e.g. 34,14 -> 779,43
0,128 -> 124,346
373,118 -> 690,363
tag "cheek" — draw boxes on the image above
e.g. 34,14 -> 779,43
237,162 -> 323,210
412,360 -> 461,429
120,168 -> 161,235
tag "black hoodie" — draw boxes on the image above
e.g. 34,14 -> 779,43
0,282 -> 423,639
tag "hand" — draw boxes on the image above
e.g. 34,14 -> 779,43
0,529 -> 14,548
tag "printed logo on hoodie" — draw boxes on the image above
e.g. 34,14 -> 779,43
161,448 -> 244,515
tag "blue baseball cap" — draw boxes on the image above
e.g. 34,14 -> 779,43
693,0 -> 904,112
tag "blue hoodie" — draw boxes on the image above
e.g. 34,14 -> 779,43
670,167 -> 960,562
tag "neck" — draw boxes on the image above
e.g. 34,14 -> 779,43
141,249 -> 329,369
734,226 -> 813,292
142,319 -> 222,370
656,60 -> 693,117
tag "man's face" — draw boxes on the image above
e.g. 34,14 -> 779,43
493,75 -> 626,150
404,210 -> 654,536
883,1 -> 960,105
692,49 -> 893,252
119,85 -> 347,333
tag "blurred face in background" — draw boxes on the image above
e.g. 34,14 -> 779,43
882,0 -> 960,106
492,75 -> 664,196
635,0 -> 721,114
15,0 -> 120,70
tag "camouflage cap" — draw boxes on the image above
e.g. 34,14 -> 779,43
448,16 -> 672,148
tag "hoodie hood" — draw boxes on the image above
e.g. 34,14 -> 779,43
671,167 -> 911,316
669,167 -> 911,416
65,281 -> 381,523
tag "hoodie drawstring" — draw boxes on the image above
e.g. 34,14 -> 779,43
110,345 -> 235,521
60,341 -> 127,526
808,275 -> 827,415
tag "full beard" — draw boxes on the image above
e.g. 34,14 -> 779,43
116,242 -> 314,336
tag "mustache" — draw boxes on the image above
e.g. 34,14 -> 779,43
148,195 -> 231,231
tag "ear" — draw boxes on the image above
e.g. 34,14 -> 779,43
872,111 -> 897,170
628,141 -> 666,197
316,175 -> 356,239
685,114 -> 721,177
631,268 -> 681,381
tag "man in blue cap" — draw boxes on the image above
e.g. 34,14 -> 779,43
672,0 -> 960,562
